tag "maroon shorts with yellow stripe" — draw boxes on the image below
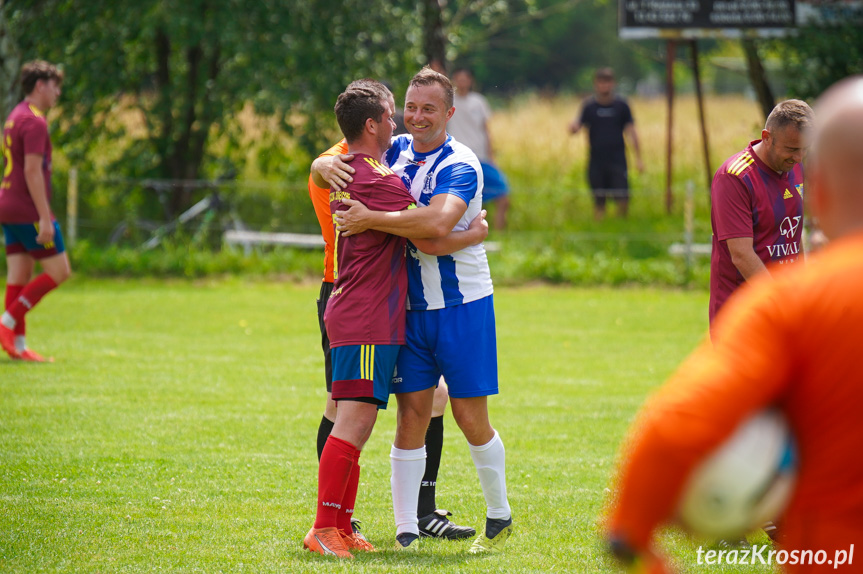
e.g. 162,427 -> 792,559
330,344 -> 401,408
2,221 -> 66,259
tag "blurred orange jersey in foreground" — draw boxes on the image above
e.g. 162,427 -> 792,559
607,231 -> 863,573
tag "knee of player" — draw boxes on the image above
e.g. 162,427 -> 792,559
53,263 -> 72,284
452,407 -> 491,438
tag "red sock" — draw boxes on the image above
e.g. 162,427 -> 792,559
5,284 -> 25,335
338,448 -> 362,534
314,435 -> 356,529
6,274 -> 57,325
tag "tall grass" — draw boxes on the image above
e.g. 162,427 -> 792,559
490,93 -> 761,230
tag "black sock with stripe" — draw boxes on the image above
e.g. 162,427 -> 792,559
316,415 -> 335,461
418,415 -> 444,517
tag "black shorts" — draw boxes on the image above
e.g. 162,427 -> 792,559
588,162 -> 629,207
317,281 -> 334,392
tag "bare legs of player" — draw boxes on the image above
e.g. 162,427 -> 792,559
3,251 -> 71,359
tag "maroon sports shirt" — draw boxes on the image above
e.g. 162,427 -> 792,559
0,101 -> 54,223
323,153 -> 416,347
709,140 -> 804,323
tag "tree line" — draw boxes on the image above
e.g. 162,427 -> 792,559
1,0 -> 860,196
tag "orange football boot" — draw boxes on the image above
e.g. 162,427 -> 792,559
340,528 -> 375,552
0,325 -> 20,359
19,349 -> 53,363
303,526 -> 353,558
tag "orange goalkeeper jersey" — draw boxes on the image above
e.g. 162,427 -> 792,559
308,139 -> 348,283
607,231 -> 863,572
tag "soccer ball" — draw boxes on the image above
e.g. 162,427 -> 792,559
677,409 -> 797,539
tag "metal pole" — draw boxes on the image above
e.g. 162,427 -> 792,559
684,180 -> 695,282
665,40 -> 676,214
67,168 -> 78,247
690,40 -> 712,197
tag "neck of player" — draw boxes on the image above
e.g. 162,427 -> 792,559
348,141 -> 384,160
752,141 -> 785,175
413,133 -> 447,154
24,95 -> 47,113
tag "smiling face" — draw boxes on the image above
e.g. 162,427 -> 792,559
762,125 -> 805,174
404,83 -> 454,153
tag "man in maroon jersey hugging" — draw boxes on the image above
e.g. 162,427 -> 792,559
303,80 -> 487,558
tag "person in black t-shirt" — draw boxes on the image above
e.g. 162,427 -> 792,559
569,68 -> 644,220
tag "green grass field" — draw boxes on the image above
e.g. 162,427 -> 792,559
2,279 -> 777,573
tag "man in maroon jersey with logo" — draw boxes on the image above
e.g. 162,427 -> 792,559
302,80 -> 486,558
710,99 -> 813,325
0,60 -> 72,361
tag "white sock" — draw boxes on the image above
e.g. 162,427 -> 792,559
391,445 -> 426,536
1,311 -> 15,330
14,336 -> 26,353
469,430 -> 511,520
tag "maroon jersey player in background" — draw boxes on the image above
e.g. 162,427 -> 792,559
709,99 -> 813,325
0,60 -> 72,361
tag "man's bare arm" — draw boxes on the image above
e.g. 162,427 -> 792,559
311,154 -> 355,190
624,124 -> 644,173
412,210 -> 488,256
726,237 -> 769,280
336,193 -> 468,240
23,154 -> 54,245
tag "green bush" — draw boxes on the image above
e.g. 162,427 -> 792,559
60,240 -> 323,279
0,236 -> 708,287
489,240 -> 709,288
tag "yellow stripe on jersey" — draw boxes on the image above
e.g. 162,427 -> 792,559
331,213 -> 341,281
734,155 -> 754,175
364,157 -> 395,177
727,153 -> 754,176
726,155 -> 746,175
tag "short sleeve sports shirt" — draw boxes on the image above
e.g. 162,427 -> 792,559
448,92 -> 492,161
579,96 -> 634,166
0,101 -> 54,223
384,134 -> 494,311
323,153 -> 416,347
709,140 -> 804,322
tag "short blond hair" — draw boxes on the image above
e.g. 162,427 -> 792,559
409,67 -> 454,109
766,99 -> 814,133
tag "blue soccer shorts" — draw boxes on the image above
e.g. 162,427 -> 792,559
2,221 -> 66,259
480,162 -> 510,202
331,344 -> 401,408
392,294 -> 498,398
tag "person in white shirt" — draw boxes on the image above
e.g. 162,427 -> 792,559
448,68 -> 511,230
